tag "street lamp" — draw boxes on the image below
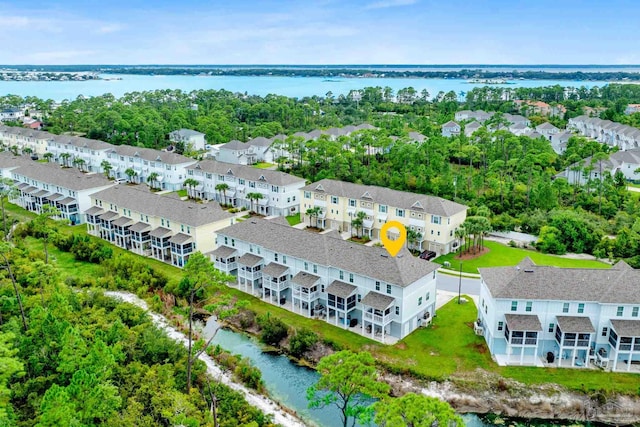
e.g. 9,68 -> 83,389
458,261 -> 463,304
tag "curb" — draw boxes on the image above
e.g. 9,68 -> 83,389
437,267 -> 481,279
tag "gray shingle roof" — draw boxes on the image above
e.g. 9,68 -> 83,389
112,216 -> 134,227
361,291 -> 395,310
504,314 -> 542,331
210,245 -> 237,258
129,222 -> 151,233
187,159 -> 305,186
9,159 -> 114,191
291,271 -> 321,288
480,258 -> 640,304
57,197 -> 76,205
326,280 -> 357,298
90,185 -> 232,227
442,120 -> 460,128
149,227 -> 172,238
169,233 -> 193,245
220,140 -> 247,150
610,319 -> 640,337
99,211 -> 119,221
302,179 -> 467,217
238,253 -> 263,267
536,122 -> 559,131
262,262 -> 289,278
0,152 -> 34,170
85,206 -> 104,216
556,316 -> 595,333
107,145 -> 195,165
219,218 -> 440,287
170,129 -> 205,137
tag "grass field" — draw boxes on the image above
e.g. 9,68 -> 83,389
285,213 -> 301,226
434,240 -> 611,274
253,162 -> 275,169
14,202 -> 640,394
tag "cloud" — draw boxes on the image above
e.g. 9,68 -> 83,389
364,0 -> 418,10
96,23 -> 125,34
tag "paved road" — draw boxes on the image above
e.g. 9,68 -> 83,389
437,273 -> 481,296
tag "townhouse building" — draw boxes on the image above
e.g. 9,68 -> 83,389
300,179 -> 468,255
558,148 -> 640,184
478,258 -> 640,372
87,185 -> 234,267
441,120 -> 461,137
185,159 -> 305,216
212,218 -> 440,342
169,129 -> 206,151
0,152 -> 115,224
568,116 -> 640,151
0,125 -> 51,155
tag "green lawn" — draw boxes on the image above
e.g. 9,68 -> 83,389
176,189 -> 188,198
253,162 -> 275,169
285,213 -> 301,226
434,240 -> 610,274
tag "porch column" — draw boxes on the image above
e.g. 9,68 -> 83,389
381,323 -> 385,343
558,343 -> 563,367
534,340 -> 539,365
520,345 -> 524,365
571,348 -> 576,367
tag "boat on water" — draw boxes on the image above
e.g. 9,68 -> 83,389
467,78 -> 511,84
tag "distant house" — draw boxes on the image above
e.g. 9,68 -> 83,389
558,148 -> 640,184
535,122 -> 560,141
551,131 -> 572,154
441,121 -> 461,137
217,140 -> 256,165
508,122 -> 530,136
0,107 -> 24,122
169,129 -> 206,151
464,121 -> 482,137
625,104 -> 640,115
407,131 -> 427,143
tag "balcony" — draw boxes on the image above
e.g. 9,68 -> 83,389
292,288 -> 319,301
215,259 -> 237,272
264,277 -> 290,291
239,268 -> 262,281
363,311 -> 394,324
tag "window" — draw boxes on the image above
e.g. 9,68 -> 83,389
511,301 -> 518,312
349,199 -> 356,207
249,181 -> 256,188
331,196 -> 338,204
303,191 -> 311,198
282,255 -> 287,264
633,307 -> 639,317
239,179 -> 245,185
375,281 -> 380,291
313,264 -> 318,274
548,323 -> 554,333
339,270 -> 344,280
431,215 -> 441,224
386,284 -> 391,294
274,253 -> 279,262
497,321 -> 504,331
525,301 -> 532,312
271,185 -> 279,192
418,297 -> 423,306
562,303 -> 569,313
426,292 -> 430,301
304,262 -> 309,271
379,205 -> 387,213
349,273 -> 353,283
396,208 -> 404,217
161,218 -> 165,226
617,306 -> 624,316
166,220 -> 170,227
602,327 -> 608,337
577,303 -> 585,314
224,237 -> 228,245
395,306 -> 399,315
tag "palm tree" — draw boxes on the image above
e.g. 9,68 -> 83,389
147,172 -> 160,190
454,226 -> 466,256
23,147 -> 33,156
246,192 -> 264,214
9,146 -> 18,156
42,152 -> 53,162
125,168 -> 138,184
0,178 -> 18,240
306,206 -> 321,228
60,152 -> 71,167
351,211 -> 366,238
215,183 -> 230,205
101,160 -> 113,178
183,178 -> 200,199
406,228 -> 422,251
74,158 -> 86,172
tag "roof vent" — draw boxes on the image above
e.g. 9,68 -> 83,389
380,254 -> 388,258
516,266 -> 520,270
524,269 -> 534,273
251,220 -> 257,224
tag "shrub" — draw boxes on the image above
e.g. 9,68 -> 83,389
288,328 -> 318,358
234,359 -> 264,391
256,313 -> 288,346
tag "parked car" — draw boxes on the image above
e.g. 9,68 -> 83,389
419,250 -> 437,261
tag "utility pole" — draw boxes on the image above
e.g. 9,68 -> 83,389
458,261 -> 463,304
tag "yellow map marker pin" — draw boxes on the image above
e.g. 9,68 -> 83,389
380,221 -> 407,257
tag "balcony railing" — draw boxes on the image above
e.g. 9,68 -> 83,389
215,261 -> 237,271
363,311 -> 393,324
263,278 -> 289,291
239,270 -> 262,280
292,289 -> 319,300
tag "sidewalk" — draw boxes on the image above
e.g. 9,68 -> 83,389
436,290 -> 478,309
437,268 -> 481,279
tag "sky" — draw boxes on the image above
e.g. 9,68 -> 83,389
0,0 -> 639,65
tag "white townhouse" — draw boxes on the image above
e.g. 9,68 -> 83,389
212,218 -> 440,342
216,140 -> 258,165
0,125 -> 51,155
169,129 -> 206,151
558,148 -> 640,184
102,145 -> 197,191
301,179 -> 468,255
47,134 -> 113,172
568,116 -> 640,151
0,108 -> 24,122
441,121 -> 461,137
478,258 -> 640,372
535,122 -> 560,141
185,159 -> 305,216
87,185 -> 234,268
0,152 -> 115,225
